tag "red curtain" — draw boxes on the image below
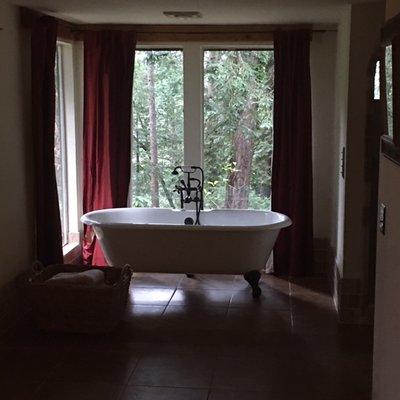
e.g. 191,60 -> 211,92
31,17 -> 63,266
272,30 -> 313,276
83,31 -> 136,265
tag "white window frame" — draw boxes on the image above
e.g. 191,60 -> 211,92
56,41 -> 82,261
55,46 -> 69,244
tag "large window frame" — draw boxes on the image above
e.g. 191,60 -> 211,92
134,42 -> 273,208
54,40 -> 273,247
55,41 -> 82,259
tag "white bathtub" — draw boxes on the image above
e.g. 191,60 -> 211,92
81,208 -> 291,290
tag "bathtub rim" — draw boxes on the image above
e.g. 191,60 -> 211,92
81,207 -> 292,232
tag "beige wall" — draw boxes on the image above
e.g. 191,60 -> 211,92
343,1 -> 384,282
327,1 -> 385,321
331,6 -> 351,276
311,31 -> 337,241
373,157 -> 400,400
0,0 -> 34,328
373,1 -> 400,398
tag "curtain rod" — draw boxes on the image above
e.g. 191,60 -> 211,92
70,28 -> 337,34
69,24 -> 337,34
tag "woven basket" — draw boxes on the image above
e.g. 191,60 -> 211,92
23,263 -> 132,333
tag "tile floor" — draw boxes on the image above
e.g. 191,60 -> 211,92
0,273 -> 373,399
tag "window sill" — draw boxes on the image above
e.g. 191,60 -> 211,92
63,241 -> 81,264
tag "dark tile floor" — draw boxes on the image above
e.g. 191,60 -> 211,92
0,273 -> 373,399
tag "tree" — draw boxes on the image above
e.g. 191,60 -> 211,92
131,50 -> 183,208
146,53 -> 159,207
225,53 -> 259,208
203,50 -> 274,210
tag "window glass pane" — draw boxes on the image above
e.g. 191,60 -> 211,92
386,45 -> 393,137
55,46 -> 68,245
131,50 -> 184,208
374,60 -> 380,100
203,50 -> 274,210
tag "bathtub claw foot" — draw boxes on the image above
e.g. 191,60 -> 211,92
186,273 -> 195,278
244,270 -> 262,298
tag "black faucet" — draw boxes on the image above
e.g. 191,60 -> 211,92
172,166 -> 204,225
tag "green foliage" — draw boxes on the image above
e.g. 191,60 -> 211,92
203,50 -> 274,209
131,49 -> 274,210
385,46 -> 393,138
131,51 -> 183,208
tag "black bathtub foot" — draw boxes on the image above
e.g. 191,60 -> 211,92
244,270 -> 262,298
186,273 -> 195,278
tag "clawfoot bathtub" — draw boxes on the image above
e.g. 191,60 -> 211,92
81,208 -> 292,297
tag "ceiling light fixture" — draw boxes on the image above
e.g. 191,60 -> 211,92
163,11 -> 203,20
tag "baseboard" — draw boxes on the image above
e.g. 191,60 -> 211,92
332,259 -> 340,313
312,238 -> 333,275
333,262 -> 374,325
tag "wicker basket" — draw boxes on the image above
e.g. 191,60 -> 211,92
23,263 -> 132,333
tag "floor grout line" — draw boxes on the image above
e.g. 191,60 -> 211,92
122,383 -> 216,389
2,274 -> 372,400
166,287 -> 178,308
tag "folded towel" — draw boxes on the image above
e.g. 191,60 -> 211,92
47,270 -> 105,286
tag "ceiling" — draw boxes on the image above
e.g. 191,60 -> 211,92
10,0 -> 379,25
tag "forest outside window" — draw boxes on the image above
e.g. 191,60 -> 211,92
131,45 -> 273,210
385,45 -> 393,138
131,50 -> 184,208
55,44 -> 68,245
374,60 -> 380,100
54,42 -> 80,250
203,49 -> 274,209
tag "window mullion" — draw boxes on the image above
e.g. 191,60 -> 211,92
183,43 -> 203,168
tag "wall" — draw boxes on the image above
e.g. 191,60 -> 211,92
0,0 -> 34,331
330,1 -> 384,323
331,6 -> 351,279
386,0 -> 400,19
310,31 -> 337,242
373,1 -> 400,398
343,1 -> 384,282
373,157 -> 400,399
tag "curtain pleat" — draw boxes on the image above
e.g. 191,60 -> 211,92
83,31 -> 136,265
31,16 -> 63,266
272,30 -> 313,276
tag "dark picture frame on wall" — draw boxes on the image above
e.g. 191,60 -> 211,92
381,13 -> 400,165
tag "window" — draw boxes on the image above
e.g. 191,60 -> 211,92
203,50 -> 274,209
54,42 -> 80,250
374,60 -> 380,100
55,47 -> 68,244
131,50 -> 184,208
131,44 -> 274,210
385,45 -> 393,137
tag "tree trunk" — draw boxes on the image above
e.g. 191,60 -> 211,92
225,100 -> 256,208
204,51 -> 216,103
157,172 -> 175,208
225,54 -> 258,209
147,59 -> 159,207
